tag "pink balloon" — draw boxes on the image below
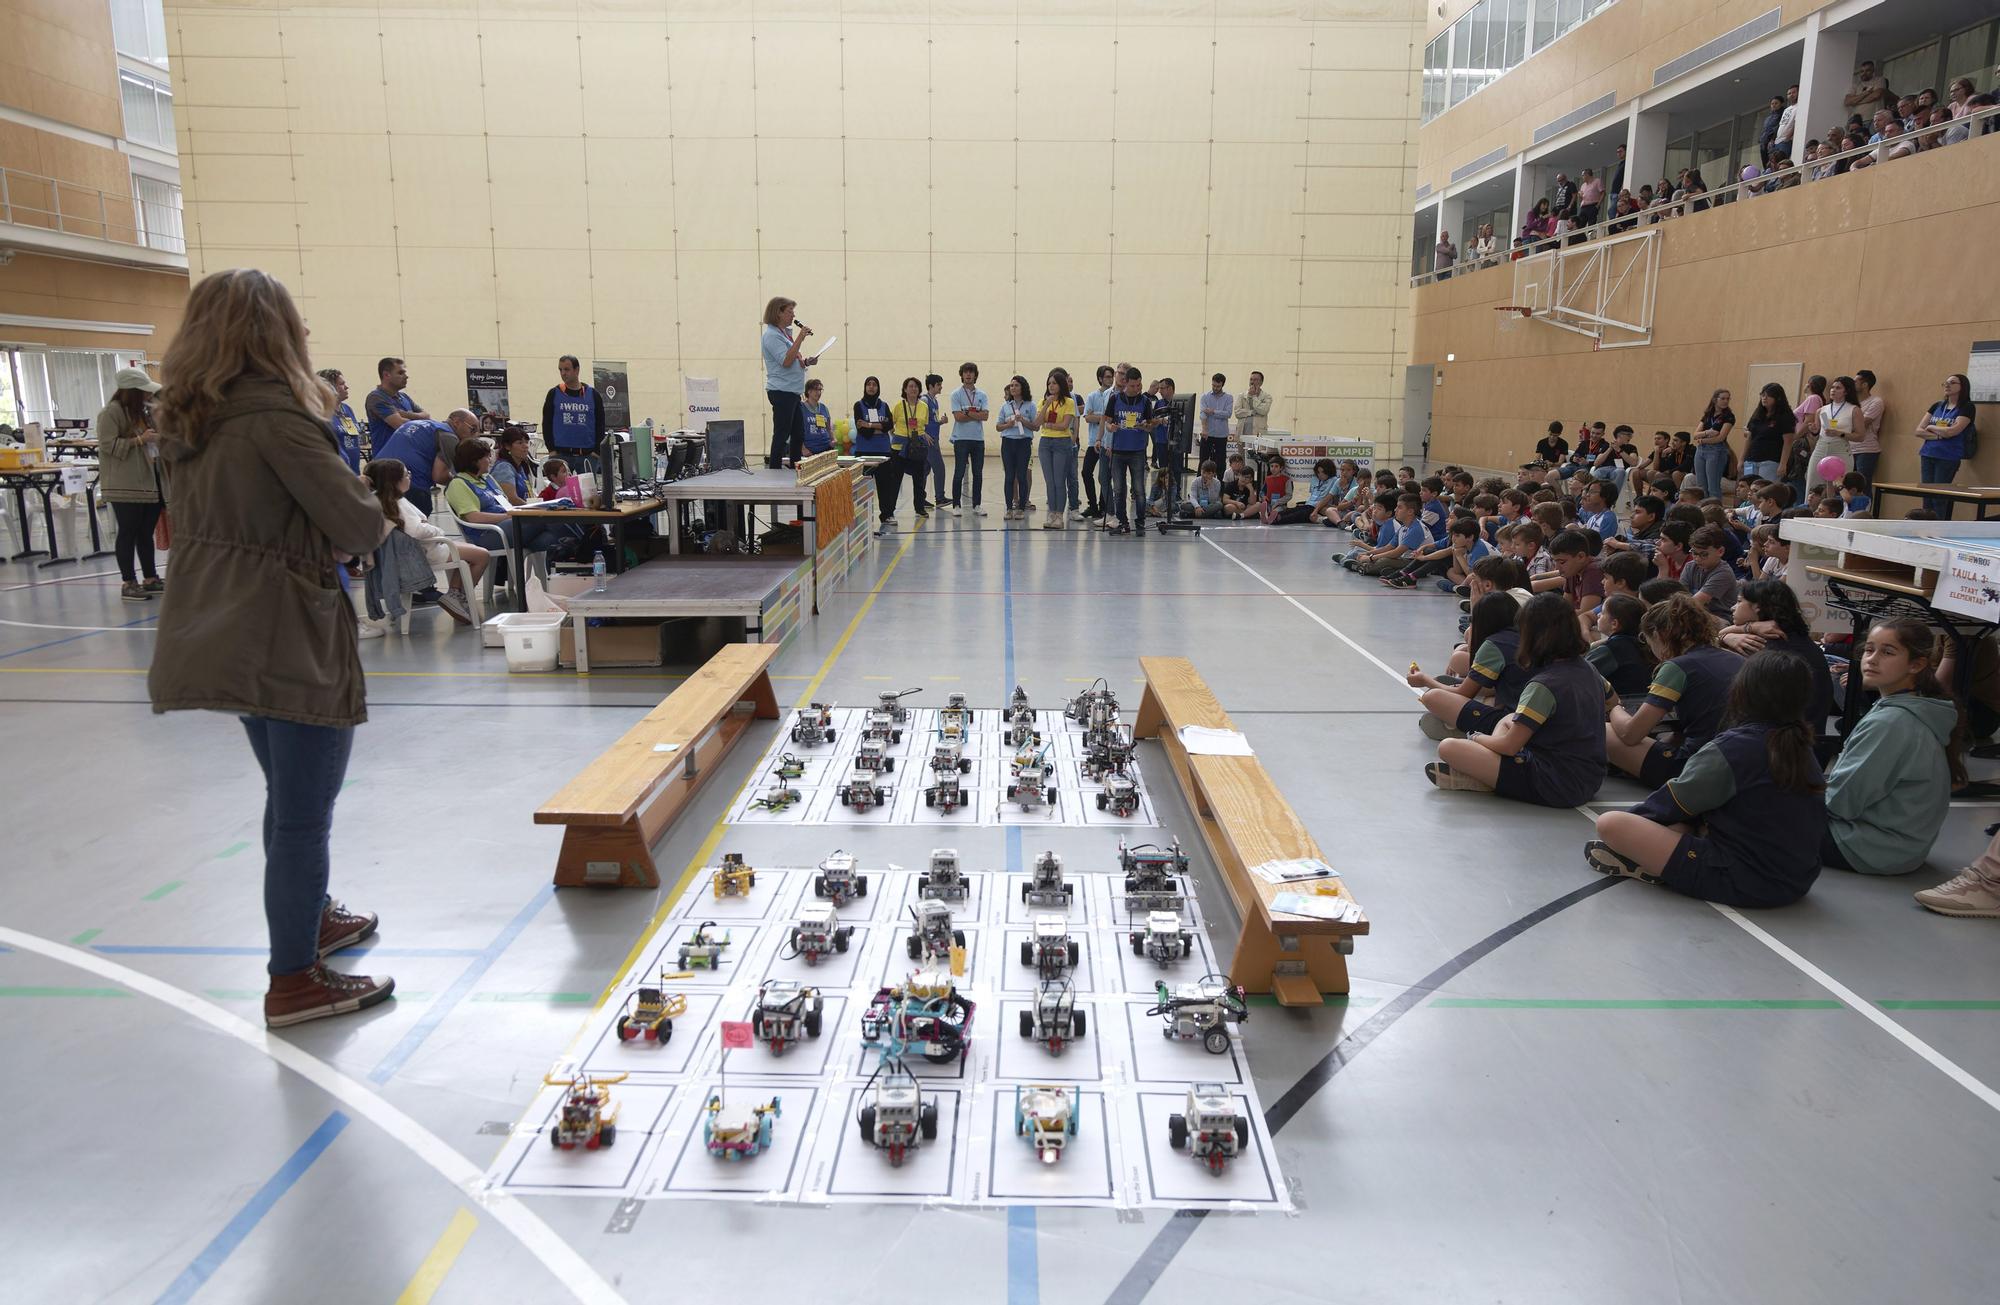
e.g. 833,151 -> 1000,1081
1817,455 -> 1847,483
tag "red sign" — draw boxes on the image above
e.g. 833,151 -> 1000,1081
719,1020 -> 754,1050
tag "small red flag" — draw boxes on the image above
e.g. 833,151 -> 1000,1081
719,1020 -> 754,1049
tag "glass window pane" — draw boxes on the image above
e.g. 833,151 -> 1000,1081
1881,41 -> 1939,104
1469,1 -> 1489,84
1533,0 -> 1557,53
1944,23 -> 1996,94
1507,0 -> 1528,66
1558,0 -> 1582,39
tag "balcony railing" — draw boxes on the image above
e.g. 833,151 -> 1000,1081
1411,101 -> 2000,287
0,164 -> 185,258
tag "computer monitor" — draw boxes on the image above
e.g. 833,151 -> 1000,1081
617,433 -> 639,488
705,419 -> 746,472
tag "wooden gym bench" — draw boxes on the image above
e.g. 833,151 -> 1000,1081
535,643 -> 780,888
1133,656 -> 1371,1006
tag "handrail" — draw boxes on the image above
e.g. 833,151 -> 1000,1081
1411,101 -> 2000,287
0,163 -> 184,256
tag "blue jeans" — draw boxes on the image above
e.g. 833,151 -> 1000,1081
1108,449 -> 1148,528
1000,438 -> 1033,511
926,436 -> 947,503
1921,456 -> 1961,518
241,716 -> 355,976
1852,451 -> 1880,490
951,439 -> 984,507
1039,439 -> 1078,514
1693,443 -> 1730,498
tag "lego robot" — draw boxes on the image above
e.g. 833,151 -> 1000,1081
790,702 -> 837,747
1021,850 -> 1074,907
711,852 -> 756,899
704,1092 -> 781,1161
544,1072 -> 627,1151
813,851 -> 870,905
917,848 -> 969,901
615,969 -> 688,1044
1019,977 -> 1088,1054
905,897 -> 966,965
1149,975 -> 1248,1054
1014,1084 -> 1079,1165
1020,912 -> 1079,980
1167,1083 -> 1249,1175
790,903 -> 853,966
678,921 -> 731,970
1095,770 -> 1141,817
750,979 -> 824,1054
857,1065 -> 939,1168
1129,910 -> 1194,967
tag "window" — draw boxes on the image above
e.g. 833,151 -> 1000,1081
119,72 -> 173,150
1944,20 -> 1996,94
132,174 -> 184,253
1422,0 -> 1613,122
1505,0 -> 1528,66
1533,0 -> 1557,53
0,349 -> 140,430
110,0 -> 169,68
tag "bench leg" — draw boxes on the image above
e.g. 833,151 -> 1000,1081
745,670 -> 779,719
1133,683 -> 1166,740
552,823 -> 661,889
1230,922 -> 1351,1004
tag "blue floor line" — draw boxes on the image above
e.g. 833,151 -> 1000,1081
94,944 -> 487,959
1000,526 -> 1040,1305
0,612 -> 156,661
152,1111 -> 349,1305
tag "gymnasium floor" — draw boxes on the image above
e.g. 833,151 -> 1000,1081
3,515 -> 1997,1305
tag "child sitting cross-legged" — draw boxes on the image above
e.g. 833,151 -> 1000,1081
1586,650 -> 1827,906
1424,592 -> 1609,803
1181,461 -> 1226,519
1588,593 -> 1653,698
1410,590 -> 1530,741
1822,618 -> 1963,877
1438,514 -> 1495,592
1379,511 -> 1472,589
1341,492 -> 1426,575
1336,492 -> 1396,563
1220,453 -> 1259,518
1604,593 -> 1745,786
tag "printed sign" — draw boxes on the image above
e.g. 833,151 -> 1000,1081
1933,545 -> 2000,621
684,375 -> 721,432
594,361 -> 631,428
1786,538 -> 1846,636
1970,340 -> 2000,405
465,358 -> 509,420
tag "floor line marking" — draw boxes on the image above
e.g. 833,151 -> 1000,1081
0,616 -> 159,631
215,841 -> 249,859
0,567 -> 120,591
68,927 -> 101,945
0,612 -> 162,662
1199,536 -> 1416,689
1710,906 -> 2000,1112
395,1207 -> 479,1305
1000,527 -> 1040,1305
153,1111 -> 351,1305
0,926 -> 623,1305
142,880 -> 183,901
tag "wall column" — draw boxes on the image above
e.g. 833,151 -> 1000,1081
1511,159 -> 1547,248
1794,22 -> 1859,176
1434,193 -> 1467,270
1625,109 -> 1668,199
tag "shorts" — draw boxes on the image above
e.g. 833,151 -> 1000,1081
1659,831 -> 1815,907
1635,739 -> 1690,789
1491,748 -> 1598,808
1458,698 -> 1510,736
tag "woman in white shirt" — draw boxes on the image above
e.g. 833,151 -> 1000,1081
1472,223 -> 1496,262
364,456 -> 489,597
1808,375 -> 1857,495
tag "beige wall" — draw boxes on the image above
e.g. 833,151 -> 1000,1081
1410,136 -> 2000,483
165,0 -> 1423,455
1417,0 -> 1839,197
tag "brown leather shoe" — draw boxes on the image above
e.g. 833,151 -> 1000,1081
265,965 -> 396,1028
318,900 -> 378,958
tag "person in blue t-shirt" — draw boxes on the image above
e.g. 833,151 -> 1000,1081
801,379 -> 833,455
1101,368 -> 1155,536
1347,492 -> 1428,575
541,354 -> 607,476
760,297 -> 817,468
947,363 -> 988,515
1915,373 -> 1976,517
1578,479 -> 1619,541
319,368 -> 364,472
373,416 -> 457,520
923,373 -> 948,507
364,357 -> 430,454
1079,364 -> 1117,519
1417,476 -> 1450,542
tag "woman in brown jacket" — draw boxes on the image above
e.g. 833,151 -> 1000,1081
148,268 -> 397,1029
94,368 -> 167,601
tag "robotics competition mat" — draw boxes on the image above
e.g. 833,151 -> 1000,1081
482,849 -> 1292,1211
722,700 -> 1162,829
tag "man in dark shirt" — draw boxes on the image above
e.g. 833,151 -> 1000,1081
541,354 -> 607,477
1535,421 -> 1569,468
1102,369 -> 1155,537
365,357 -> 430,453
1551,173 -> 1576,224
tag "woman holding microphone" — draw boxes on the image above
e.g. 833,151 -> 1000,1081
761,297 -> 819,468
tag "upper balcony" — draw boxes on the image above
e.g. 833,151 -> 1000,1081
0,164 -> 187,272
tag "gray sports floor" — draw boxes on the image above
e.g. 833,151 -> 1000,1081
3,515 -> 1997,1305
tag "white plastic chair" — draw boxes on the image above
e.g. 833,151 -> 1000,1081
448,505 -> 548,615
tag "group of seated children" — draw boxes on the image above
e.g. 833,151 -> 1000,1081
1374,454 -> 1991,921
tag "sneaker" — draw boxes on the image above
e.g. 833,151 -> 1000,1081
1584,840 -> 1662,884
1424,761 -> 1492,792
264,965 -> 395,1028
1458,598 -> 1472,613
915,508 -> 931,519
943,503 -> 959,516
121,582 -> 150,602
318,900 -> 379,958
874,524 -> 895,538
1913,868 -> 2000,918
973,506 -> 987,517
1417,714 -> 1464,742
1111,524 -> 1131,536
412,587 -> 443,607
1041,513 -> 1059,530
1435,673 -> 1463,687
436,590 -> 473,626
356,620 -> 386,641
1435,578 -> 1457,593
1055,515 -> 1068,532
142,577 -> 165,594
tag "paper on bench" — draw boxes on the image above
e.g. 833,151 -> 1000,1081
1250,857 -> 1340,885
1270,892 -> 1364,923
1179,725 -> 1253,756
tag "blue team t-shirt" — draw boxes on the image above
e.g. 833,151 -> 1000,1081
1395,518 -> 1428,551
1419,497 -> 1448,541
1581,507 -> 1618,540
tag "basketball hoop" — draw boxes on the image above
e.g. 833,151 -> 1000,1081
1494,305 -> 1532,333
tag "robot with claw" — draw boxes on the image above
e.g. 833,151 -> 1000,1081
790,702 -> 837,747
917,848 -> 969,901
1149,975 -> 1248,1054
905,897 -> 966,969
865,688 -> 922,744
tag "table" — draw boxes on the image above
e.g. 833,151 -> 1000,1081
499,497 -> 663,612
557,556 -> 808,672
0,462 -> 111,567
1783,518 -> 2000,734
651,467 -> 819,560
46,439 -> 99,461
1871,481 -> 2000,521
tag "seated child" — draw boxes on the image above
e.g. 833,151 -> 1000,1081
1603,493 -> 1663,558
1425,592 -> 1609,804
1273,458 -> 1339,525
1220,453 -> 1260,518
1440,515 -> 1495,591
1257,456 -> 1293,524
1344,492 -> 1426,574
1412,591 -> 1529,739
1750,522 -> 1787,579
1145,468 -> 1171,517
1549,527 -> 1606,614
1821,617 -> 1963,876
1680,524 -> 1740,618
1654,519 -> 1692,582
1380,512 -> 1465,589
1577,480 -> 1618,541
538,456 -> 578,502
1587,650 -> 1827,906
364,456 -> 490,619
1588,593 -> 1654,698
1601,549 -> 1651,600
1181,461 -> 1226,518
1605,593 -> 1745,786
1718,579 -> 1836,731
1637,576 -> 1688,605
1812,495 -> 1841,519
1839,472 -> 1872,518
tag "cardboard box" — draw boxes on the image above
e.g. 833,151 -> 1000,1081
558,620 -> 666,668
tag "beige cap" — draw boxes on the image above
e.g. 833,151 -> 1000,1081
114,366 -> 162,394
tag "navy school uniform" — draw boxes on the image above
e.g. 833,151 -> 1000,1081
1630,723 -> 1827,907
1492,657 -> 1610,808
1586,632 -> 1652,697
1635,642 -> 1744,787
1458,627 -> 1531,735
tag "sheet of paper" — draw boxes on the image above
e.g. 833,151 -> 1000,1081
810,336 -> 837,361
1269,892 -> 1364,922
1249,857 -> 1340,885
1178,726 -> 1253,756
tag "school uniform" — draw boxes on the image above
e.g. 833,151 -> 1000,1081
1492,657 -> 1609,807
1418,496 -> 1449,542
1458,628 -> 1531,735
1634,643 -> 1744,786
1631,723 -> 1828,907
1586,632 -> 1652,697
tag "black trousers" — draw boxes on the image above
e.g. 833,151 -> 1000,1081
1080,445 -> 1103,511
111,500 -> 163,583
766,388 -> 805,467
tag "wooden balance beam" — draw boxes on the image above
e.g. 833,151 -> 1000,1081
1133,656 -> 1370,1006
535,643 -> 780,887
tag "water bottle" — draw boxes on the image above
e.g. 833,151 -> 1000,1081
591,554 -> 607,592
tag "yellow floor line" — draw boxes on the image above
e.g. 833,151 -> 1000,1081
394,1207 -> 477,1305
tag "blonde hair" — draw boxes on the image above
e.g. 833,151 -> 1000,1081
157,269 -> 331,445
762,296 -> 796,327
